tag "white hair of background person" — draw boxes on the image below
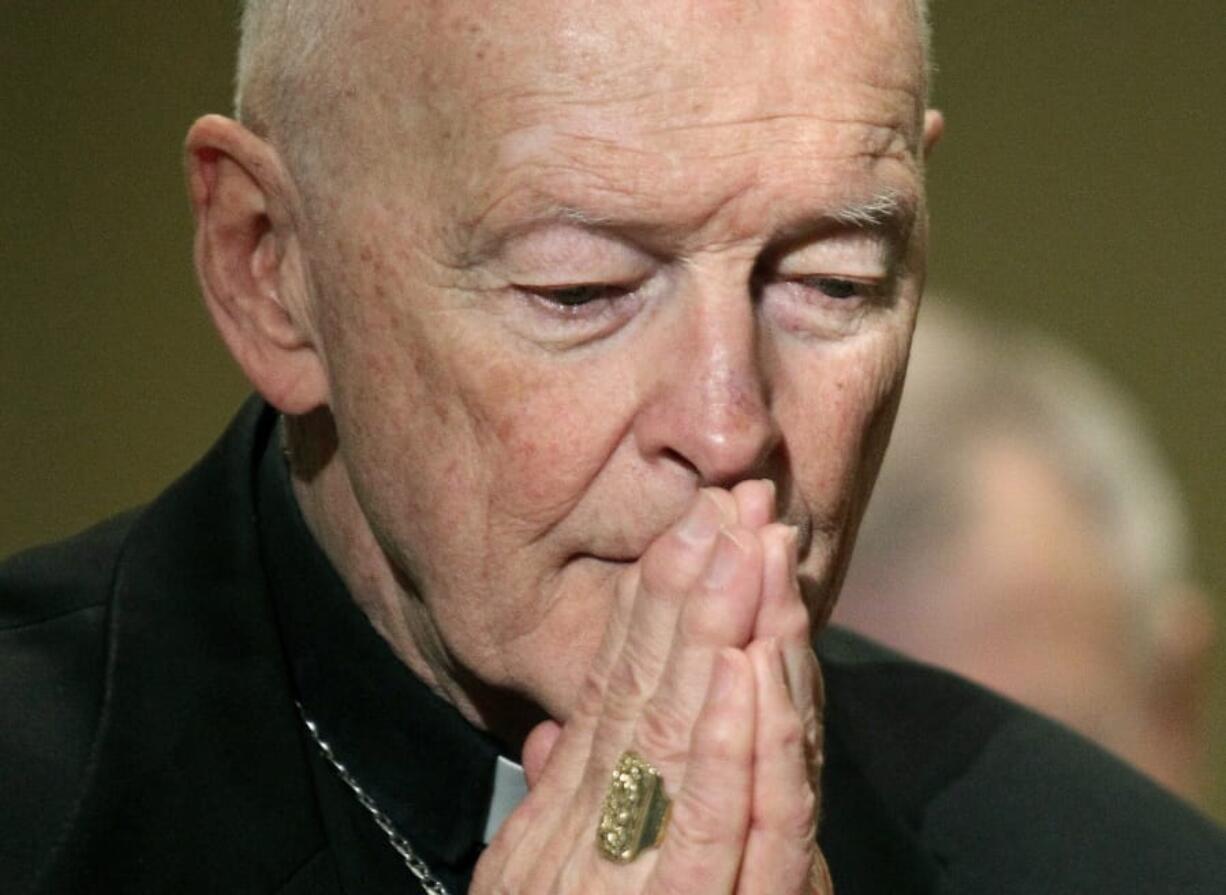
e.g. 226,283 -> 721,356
833,298 -> 1216,805
852,300 -> 1195,668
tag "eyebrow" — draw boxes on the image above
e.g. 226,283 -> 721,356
771,188 -> 918,243
829,190 -> 911,229
461,186 -> 917,266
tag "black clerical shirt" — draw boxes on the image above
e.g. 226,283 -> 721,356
257,428 -> 504,893
7,398 -> 1226,894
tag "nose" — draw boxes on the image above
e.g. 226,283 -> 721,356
633,288 -> 780,487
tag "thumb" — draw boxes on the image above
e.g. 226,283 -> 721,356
521,719 -> 563,789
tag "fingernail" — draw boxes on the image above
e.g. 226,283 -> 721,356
769,640 -> 789,690
703,529 -> 744,589
784,525 -> 800,574
709,648 -> 738,702
783,643 -> 813,705
764,480 -> 778,520
677,492 -> 720,547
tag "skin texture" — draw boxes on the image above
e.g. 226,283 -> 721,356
187,0 -> 940,889
287,0 -> 929,729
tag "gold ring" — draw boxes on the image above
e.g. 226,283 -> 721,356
596,750 -> 672,863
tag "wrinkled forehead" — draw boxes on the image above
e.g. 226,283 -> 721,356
436,1 -> 918,87
304,0 -> 928,244
351,0 -> 926,133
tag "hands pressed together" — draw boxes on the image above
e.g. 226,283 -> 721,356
473,482 -> 831,894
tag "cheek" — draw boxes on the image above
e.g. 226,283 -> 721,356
310,251 -> 490,565
776,328 -> 909,594
459,353 -> 638,536
784,345 -> 903,503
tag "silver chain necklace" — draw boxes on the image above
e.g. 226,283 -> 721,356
297,704 -> 454,895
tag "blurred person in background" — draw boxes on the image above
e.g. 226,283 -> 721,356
834,300 -> 1216,804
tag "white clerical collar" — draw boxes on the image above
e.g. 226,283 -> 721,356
483,754 -> 529,843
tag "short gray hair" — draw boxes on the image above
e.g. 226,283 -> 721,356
234,1 -> 354,153
234,0 -> 933,153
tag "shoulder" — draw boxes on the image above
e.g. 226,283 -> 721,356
0,511 -> 139,890
1,509 -> 138,627
0,397 -> 275,891
817,626 -> 1226,893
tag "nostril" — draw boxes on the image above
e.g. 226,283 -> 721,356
658,446 -> 701,479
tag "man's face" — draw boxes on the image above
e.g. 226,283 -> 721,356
298,0 -> 930,722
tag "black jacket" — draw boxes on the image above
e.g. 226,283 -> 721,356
5,400 -> 1226,893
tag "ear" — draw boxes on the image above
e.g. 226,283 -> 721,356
1150,583 -> 1216,713
1140,582 -> 1216,799
922,109 -> 945,160
185,114 -> 329,415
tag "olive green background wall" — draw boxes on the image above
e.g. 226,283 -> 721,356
3,3 -> 1224,813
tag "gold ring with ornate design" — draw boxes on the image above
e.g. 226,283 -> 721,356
596,750 -> 672,863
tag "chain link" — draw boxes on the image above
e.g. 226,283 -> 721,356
298,704 -> 453,895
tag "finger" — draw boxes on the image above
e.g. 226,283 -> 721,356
522,719 -> 563,790
567,488 -> 733,760
488,491 -> 736,890
632,525 -> 762,784
595,490 -> 736,734
754,522 -> 809,645
512,489 -> 737,880
515,568 -> 639,816
732,479 -> 777,530
809,851 -> 835,895
754,523 -> 823,785
649,648 -> 755,894
793,648 -> 825,795
575,489 -> 737,727
738,639 -> 817,895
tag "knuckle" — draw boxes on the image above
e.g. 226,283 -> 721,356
696,711 -> 745,763
471,854 -> 520,895
499,799 -> 539,843
640,538 -> 702,596
680,595 -> 743,646
671,789 -> 734,852
771,786 -> 818,841
804,714 -> 822,754
779,603 -> 812,641
574,667 -> 607,720
634,700 -> 691,767
602,647 -> 657,722
614,565 -> 642,615
651,868 -> 714,895
772,708 -> 806,754
618,564 -> 642,598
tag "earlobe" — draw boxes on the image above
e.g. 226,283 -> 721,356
922,109 -> 945,159
185,114 -> 329,415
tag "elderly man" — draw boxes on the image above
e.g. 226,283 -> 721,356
2,1 -> 1224,893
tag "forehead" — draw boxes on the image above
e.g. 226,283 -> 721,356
336,0 -> 926,238
413,0 -> 923,93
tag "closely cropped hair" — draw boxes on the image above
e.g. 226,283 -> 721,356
235,0 -> 353,160
235,0 -> 932,156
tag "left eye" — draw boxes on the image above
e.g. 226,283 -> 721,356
798,276 -> 869,300
527,283 -> 632,308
